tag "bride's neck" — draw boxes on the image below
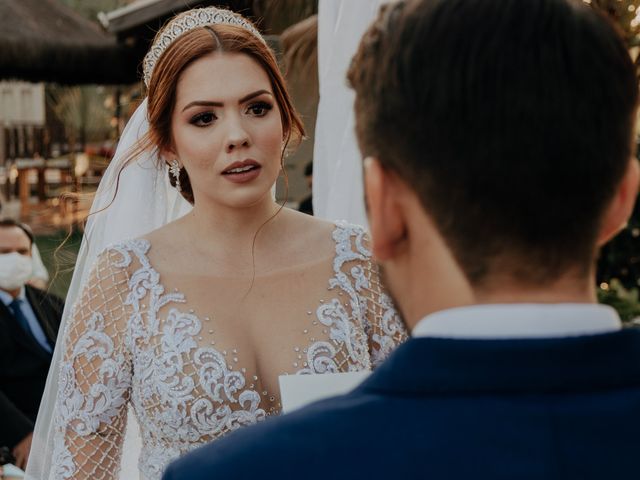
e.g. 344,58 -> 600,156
184,195 -> 282,250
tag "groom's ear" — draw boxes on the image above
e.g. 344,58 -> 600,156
597,157 -> 640,246
364,157 -> 407,261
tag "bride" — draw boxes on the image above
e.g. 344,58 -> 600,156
26,7 -> 407,480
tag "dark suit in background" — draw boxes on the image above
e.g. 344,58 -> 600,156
0,285 -> 63,449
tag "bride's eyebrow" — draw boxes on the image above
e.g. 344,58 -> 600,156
181,90 -> 273,112
239,89 -> 272,103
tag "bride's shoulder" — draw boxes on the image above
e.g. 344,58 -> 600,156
283,208 -> 367,234
94,237 -> 152,276
120,217 -> 186,259
330,221 -> 373,271
284,209 -> 333,235
93,229 -> 159,275
281,209 -> 371,261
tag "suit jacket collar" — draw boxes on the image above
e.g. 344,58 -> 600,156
0,286 -> 55,360
358,328 -> 640,396
0,286 -> 25,305
24,285 -> 58,345
0,298 -> 49,361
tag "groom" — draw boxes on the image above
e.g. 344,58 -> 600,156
163,0 -> 640,478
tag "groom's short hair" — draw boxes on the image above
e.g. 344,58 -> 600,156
348,0 -> 638,285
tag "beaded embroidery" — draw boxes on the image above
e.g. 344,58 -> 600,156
50,223 -> 407,479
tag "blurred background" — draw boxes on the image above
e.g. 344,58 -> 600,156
0,0 -> 320,298
1,0 -> 640,321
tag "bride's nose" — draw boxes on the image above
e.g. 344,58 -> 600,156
225,117 -> 251,153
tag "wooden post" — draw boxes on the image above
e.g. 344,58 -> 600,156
37,166 -> 46,201
18,168 -> 29,217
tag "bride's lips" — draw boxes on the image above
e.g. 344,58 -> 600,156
221,159 -> 262,183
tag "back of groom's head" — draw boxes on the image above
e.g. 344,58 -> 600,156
348,0 -> 638,287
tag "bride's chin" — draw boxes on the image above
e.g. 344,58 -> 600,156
213,186 -> 277,210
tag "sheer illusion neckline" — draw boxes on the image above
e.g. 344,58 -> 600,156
48,221 -> 408,480
138,222 -> 340,281
139,238 -> 336,281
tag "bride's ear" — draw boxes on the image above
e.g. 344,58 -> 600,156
160,142 -> 178,165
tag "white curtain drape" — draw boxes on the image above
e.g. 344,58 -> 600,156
313,0 -> 388,227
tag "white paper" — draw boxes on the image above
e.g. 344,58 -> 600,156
2,463 -> 25,479
279,371 -> 370,413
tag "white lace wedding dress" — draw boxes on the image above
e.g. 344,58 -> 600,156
49,222 -> 407,480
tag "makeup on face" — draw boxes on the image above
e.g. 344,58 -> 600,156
170,53 -> 284,205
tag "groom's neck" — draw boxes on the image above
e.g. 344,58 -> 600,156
472,269 -> 597,305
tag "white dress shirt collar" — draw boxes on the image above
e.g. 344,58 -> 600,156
0,286 -> 26,306
412,303 -> 622,339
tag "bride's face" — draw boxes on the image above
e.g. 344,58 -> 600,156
169,52 -> 283,208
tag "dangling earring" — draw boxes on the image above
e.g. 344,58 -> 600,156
169,159 -> 182,192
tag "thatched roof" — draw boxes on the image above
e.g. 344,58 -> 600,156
94,0 -> 316,85
0,0 -> 317,86
95,0 -> 257,84
0,0 -> 138,85
100,0 -> 254,41
100,0 -> 317,40
101,0 -> 250,36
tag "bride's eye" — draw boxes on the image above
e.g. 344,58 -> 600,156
246,101 -> 273,117
190,111 -> 216,127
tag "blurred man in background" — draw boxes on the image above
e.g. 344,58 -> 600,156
0,220 -> 63,470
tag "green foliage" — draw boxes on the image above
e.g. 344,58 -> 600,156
597,279 -> 640,325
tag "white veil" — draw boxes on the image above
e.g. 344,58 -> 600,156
25,99 -> 192,480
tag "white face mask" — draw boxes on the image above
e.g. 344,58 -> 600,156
0,252 -> 33,291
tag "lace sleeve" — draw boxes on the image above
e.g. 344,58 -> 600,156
51,247 -> 134,480
334,223 -> 408,369
359,253 -> 408,368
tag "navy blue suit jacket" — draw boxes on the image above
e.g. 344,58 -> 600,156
163,329 -> 640,479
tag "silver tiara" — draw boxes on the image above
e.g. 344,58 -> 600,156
142,7 -> 265,87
